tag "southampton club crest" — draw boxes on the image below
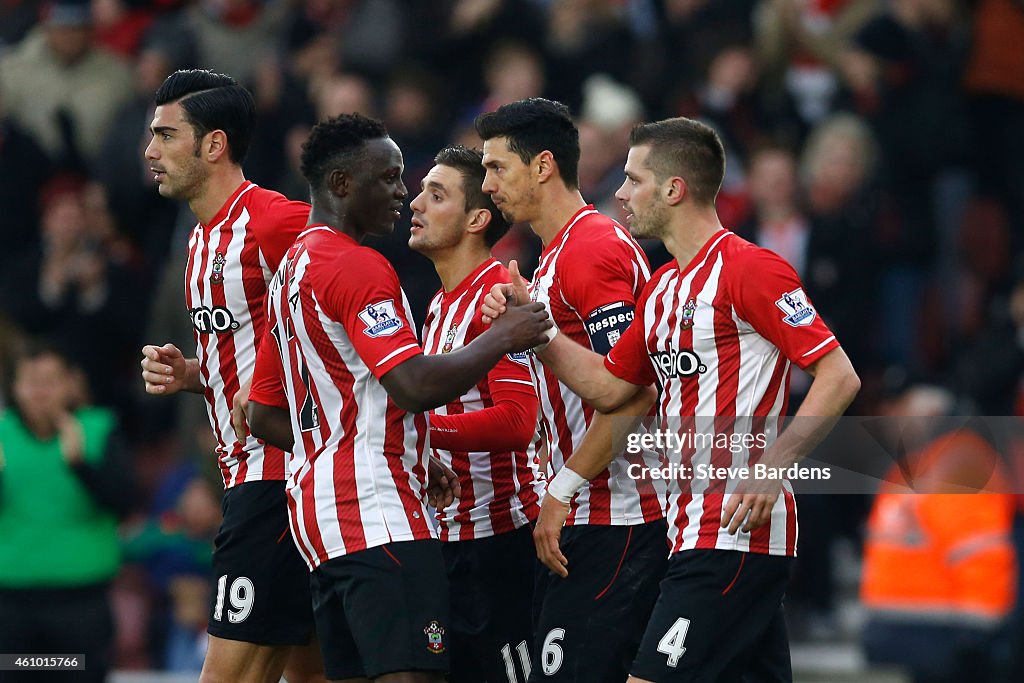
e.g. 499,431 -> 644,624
424,620 -> 446,654
775,288 -> 816,327
441,323 -> 458,353
680,298 -> 697,330
210,252 -> 226,285
358,300 -> 403,338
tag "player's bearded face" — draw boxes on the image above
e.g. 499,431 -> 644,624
145,103 -> 211,201
617,145 -> 667,239
630,196 -> 669,239
162,141 -> 210,200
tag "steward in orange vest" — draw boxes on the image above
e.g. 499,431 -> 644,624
861,428 -> 1016,682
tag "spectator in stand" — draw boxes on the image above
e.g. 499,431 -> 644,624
181,0 -> 291,87
2,176 -> 142,412
123,474 -> 221,673
840,0 -> 967,329
0,0 -> 133,170
0,341 -> 135,683
754,0 -> 880,128
799,113 -> 879,374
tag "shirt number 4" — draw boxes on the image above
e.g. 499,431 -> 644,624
657,617 -> 691,668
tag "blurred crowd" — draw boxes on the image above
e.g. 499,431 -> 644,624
1,0 -> 1024,677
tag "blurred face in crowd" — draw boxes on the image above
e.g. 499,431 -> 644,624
616,144 -> 669,240
409,164 -> 473,256
748,149 -> 798,211
144,101 -> 211,202
41,190 -> 88,251
178,479 -> 222,537
481,137 -> 538,224
808,133 -> 867,199
45,24 -> 92,66
343,137 -> 407,239
12,353 -> 73,428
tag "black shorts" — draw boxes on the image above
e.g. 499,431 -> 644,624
443,524 -> 536,683
630,549 -> 794,683
310,539 -> 451,680
207,480 -> 314,645
530,519 -> 668,683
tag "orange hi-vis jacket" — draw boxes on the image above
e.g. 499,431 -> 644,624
860,430 -> 1017,626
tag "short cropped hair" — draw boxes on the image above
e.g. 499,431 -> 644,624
629,118 -> 726,205
434,145 -> 510,247
475,98 -> 580,190
300,114 -> 390,192
154,69 -> 255,164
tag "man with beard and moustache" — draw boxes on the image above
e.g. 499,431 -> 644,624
476,98 -> 667,683
485,117 -> 860,683
137,69 -> 325,683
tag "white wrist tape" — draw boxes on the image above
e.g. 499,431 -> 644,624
533,323 -> 558,352
547,466 -> 587,504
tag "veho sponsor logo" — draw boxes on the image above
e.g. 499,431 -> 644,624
191,306 -> 240,334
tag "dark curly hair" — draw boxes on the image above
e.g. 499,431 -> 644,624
300,114 -> 390,192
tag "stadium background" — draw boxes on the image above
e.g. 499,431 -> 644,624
1,0 -> 1022,680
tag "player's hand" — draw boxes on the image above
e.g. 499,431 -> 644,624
490,302 -> 553,353
534,494 -> 571,578
481,259 -> 531,324
720,475 -> 783,534
231,379 -> 252,443
141,343 -> 189,395
427,456 -> 461,509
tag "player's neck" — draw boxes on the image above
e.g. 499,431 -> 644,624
432,244 -> 491,293
531,188 -> 587,247
190,166 -> 247,226
664,208 -> 724,268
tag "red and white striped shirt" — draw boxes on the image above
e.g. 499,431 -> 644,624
184,181 -> 309,489
250,226 -> 433,569
605,230 -> 840,557
421,258 -> 544,541
530,206 -> 665,526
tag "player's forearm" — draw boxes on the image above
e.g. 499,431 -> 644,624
538,334 -> 637,412
429,396 -> 535,453
759,348 -> 860,470
561,384 -> 657,481
384,341 -> 506,414
182,358 -> 205,394
248,401 -> 294,451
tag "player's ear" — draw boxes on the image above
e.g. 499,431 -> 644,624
205,129 -> 229,163
535,150 -> 557,184
328,168 -> 350,197
466,208 -> 490,236
665,177 -> 687,206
